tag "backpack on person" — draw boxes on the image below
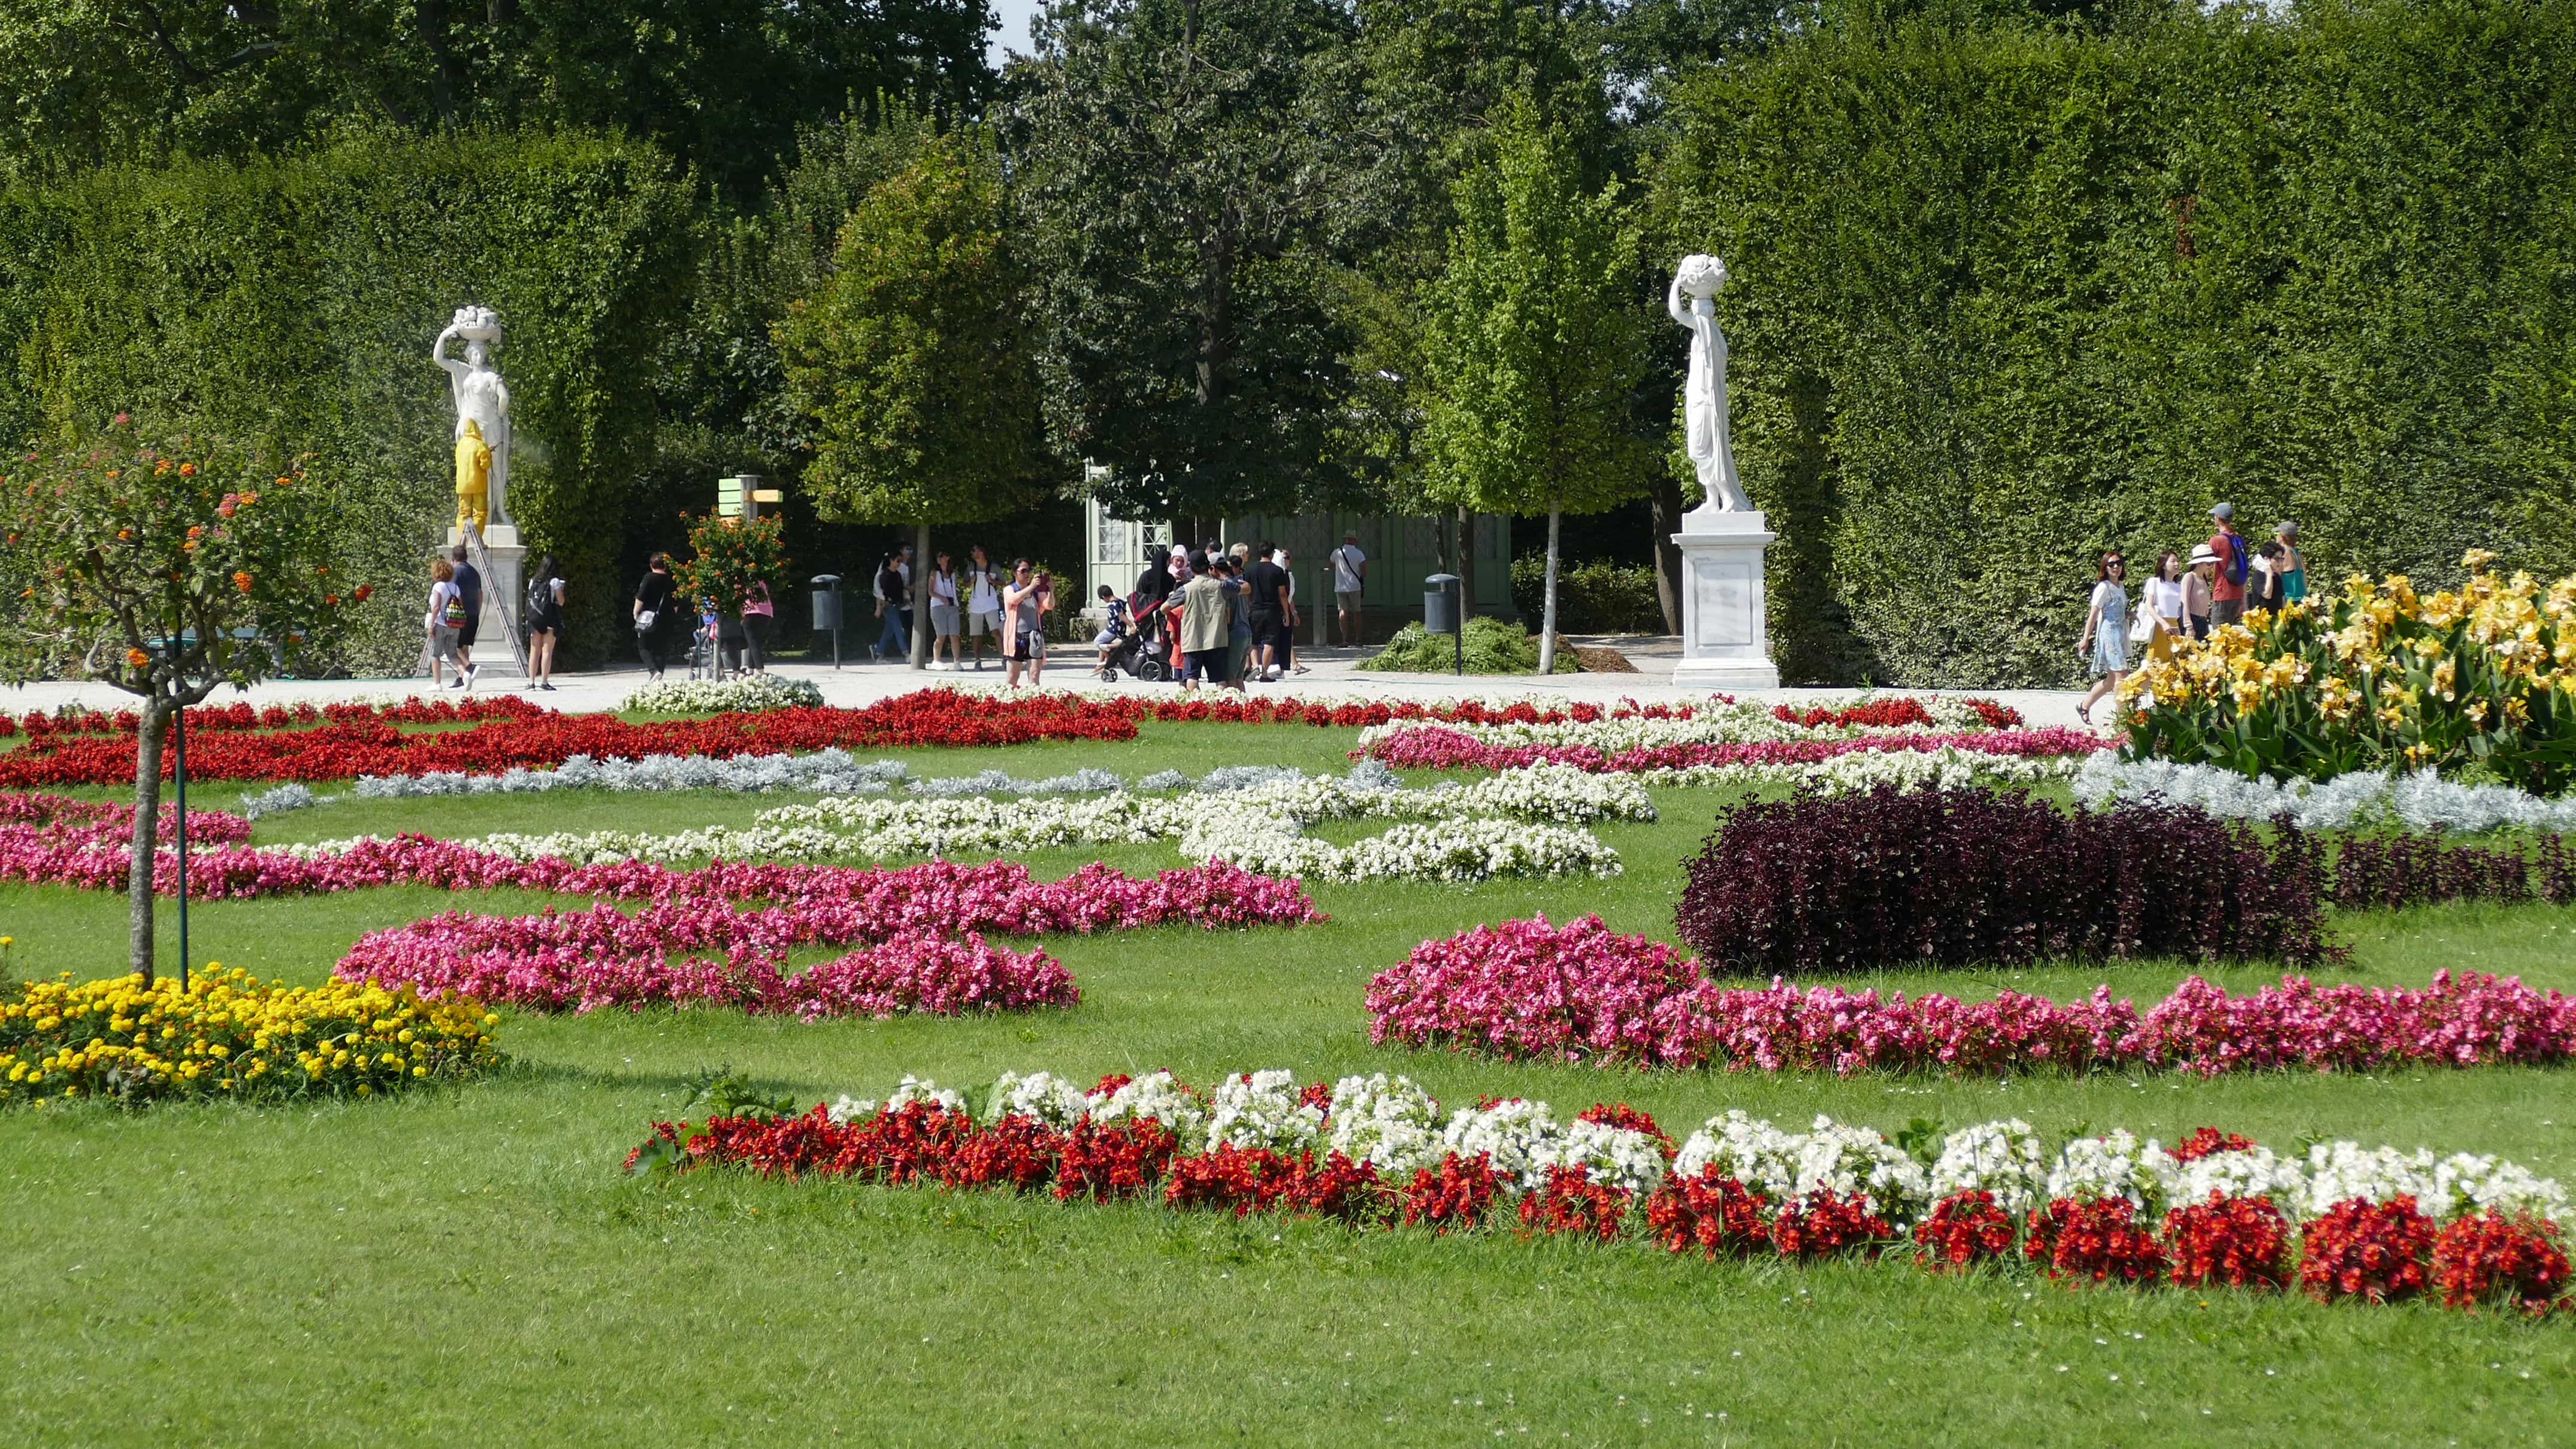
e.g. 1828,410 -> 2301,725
528,575 -> 552,619
2220,533 -> 2250,589
440,591 -> 467,628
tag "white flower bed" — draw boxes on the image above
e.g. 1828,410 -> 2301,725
1439,1097 -> 1564,1191
1350,695 -> 2010,755
1538,1119 -> 1673,1199
1631,746 -> 2083,794
2045,1130 -> 2179,1212
1324,1074 -> 1444,1177
1204,1069 -> 1325,1154
1085,1070 -> 1210,1143
621,674 -> 825,713
2072,752 -> 2576,833
1926,1118 -> 2050,1215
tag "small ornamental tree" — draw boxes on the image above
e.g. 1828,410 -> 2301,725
776,129 -> 1050,667
670,512 -> 790,630
1416,105 -> 1652,673
0,418 -> 352,979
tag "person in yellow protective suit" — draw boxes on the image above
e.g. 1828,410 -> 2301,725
454,417 -> 492,536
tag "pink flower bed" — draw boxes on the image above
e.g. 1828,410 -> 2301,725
1366,915 -> 2576,1076
0,790 -> 251,848
337,902 -> 1077,1020
1362,726 -> 2105,774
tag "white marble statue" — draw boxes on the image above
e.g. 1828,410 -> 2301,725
1667,254 -> 1753,517
433,305 -> 513,531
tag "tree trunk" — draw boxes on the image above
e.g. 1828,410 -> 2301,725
128,699 -> 167,983
1455,507 -> 1476,622
911,520 -> 932,668
1647,477 -> 1685,634
1537,507 -> 1561,674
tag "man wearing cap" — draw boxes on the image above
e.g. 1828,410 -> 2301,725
2206,503 -> 2247,628
1329,531 -> 1368,648
2185,543 -> 2217,640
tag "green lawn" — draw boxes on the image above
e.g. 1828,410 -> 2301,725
3,721 -> 2572,1447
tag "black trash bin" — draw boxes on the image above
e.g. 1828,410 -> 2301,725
1423,573 -> 1463,675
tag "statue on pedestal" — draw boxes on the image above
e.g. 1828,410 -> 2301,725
1667,254 -> 1753,518
433,306 -> 512,533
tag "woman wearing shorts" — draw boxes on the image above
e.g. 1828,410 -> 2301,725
1002,559 -> 1051,688
927,552 -> 963,669
965,546 -> 1004,670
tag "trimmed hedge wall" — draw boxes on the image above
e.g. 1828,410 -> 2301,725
0,129 -> 695,671
1659,1 -> 2576,686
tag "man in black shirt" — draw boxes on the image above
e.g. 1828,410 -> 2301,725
1243,542 -> 1293,682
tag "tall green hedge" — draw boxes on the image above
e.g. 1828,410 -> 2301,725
0,129 -> 696,671
1659,0 -> 2576,686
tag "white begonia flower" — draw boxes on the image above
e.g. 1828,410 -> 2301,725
2429,1153 -> 2572,1224
1203,1069 -> 1324,1155
1084,1070 -> 1210,1142
2297,1142 -> 2441,1219
2045,1130 -> 2178,1212
1928,1119 -> 2051,1215
2169,1147 -> 2310,1209
1325,1073 -> 1444,1177
1439,1097 -> 1567,1193
1792,1115 -> 1929,1224
884,1075 -> 965,1113
825,1095 -> 879,1124
988,1070 -> 1092,1128
1534,1119 -> 1671,1199
1674,1111 -> 1804,1201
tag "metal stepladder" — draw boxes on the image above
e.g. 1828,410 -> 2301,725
415,522 -> 531,679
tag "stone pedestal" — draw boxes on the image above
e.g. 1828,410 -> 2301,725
1670,510 -> 1780,691
445,523 -> 527,677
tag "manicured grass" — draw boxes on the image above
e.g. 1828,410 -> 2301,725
3,721 -> 2573,1446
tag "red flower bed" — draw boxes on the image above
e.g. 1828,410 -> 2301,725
2163,1193 -> 2294,1289
1401,1152 -> 1502,1232
2169,1126 -> 2260,1163
2299,1196 -> 2436,1304
1771,1189 -> 1894,1260
2025,1198 -> 2168,1284
1519,1164 -> 1633,1241
1771,698 -> 1936,729
1914,1190 -> 2018,1271
0,689 -> 1142,786
1165,1145 -> 1301,1216
1054,1117 -> 1182,1202
1646,1171 -> 1771,1259
2432,1211 -> 2572,1316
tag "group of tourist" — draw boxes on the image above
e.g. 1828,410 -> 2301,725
1092,535 -> 1368,691
860,543 -> 1054,682
2077,502 -> 2308,724
427,543 -> 566,692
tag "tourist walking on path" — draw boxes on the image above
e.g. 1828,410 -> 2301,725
633,552 -> 676,679
872,551 -> 911,661
2141,550 -> 2185,648
1330,532 -> 1368,648
2206,503 -> 2248,628
525,554 -> 565,691
2077,550 -> 2130,726
1277,546 -> 1307,674
427,557 -> 470,689
2272,520 -> 2306,603
926,552 -> 962,669
1003,560 -> 1052,688
1177,561 -> 1230,692
965,545 -> 1004,670
448,543 -> 482,686
1222,557 -> 1254,689
2184,544 -> 2216,640
741,579 -> 776,672
1244,543 -> 1290,681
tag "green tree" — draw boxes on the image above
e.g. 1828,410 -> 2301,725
1416,110 -> 1650,672
0,420 -> 353,979
669,512 -> 790,632
775,130 -> 1049,666
0,1 -> 993,201
1011,0 -> 1378,526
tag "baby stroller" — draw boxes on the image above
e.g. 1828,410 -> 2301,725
688,609 -> 748,680
1096,598 -> 1169,682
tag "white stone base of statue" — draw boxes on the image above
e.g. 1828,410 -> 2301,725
1670,510 -> 1780,691
445,524 -> 527,677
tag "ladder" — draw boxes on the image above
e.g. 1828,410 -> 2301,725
415,523 -> 530,679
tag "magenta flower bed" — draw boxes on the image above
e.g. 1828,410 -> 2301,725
338,902 -> 1077,1019
1362,725 -> 2104,773
1366,915 -> 2576,1076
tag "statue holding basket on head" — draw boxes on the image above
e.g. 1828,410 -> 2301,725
433,306 -> 512,535
1667,254 -> 1753,518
